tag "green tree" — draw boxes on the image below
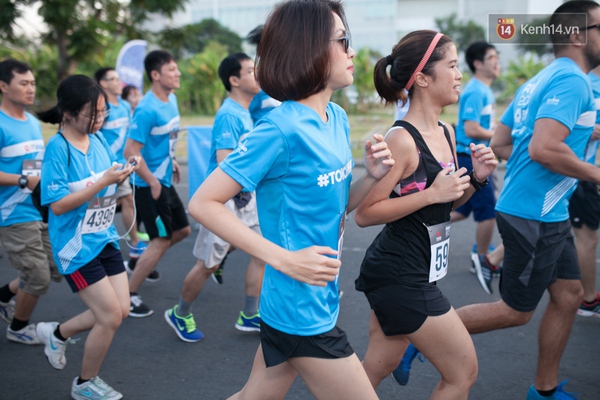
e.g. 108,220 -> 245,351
435,13 -> 486,52
352,48 -> 378,113
496,55 -> 546,103
159,19 -> 242,60
516,17 -> 553,57
0,0 -> 189,81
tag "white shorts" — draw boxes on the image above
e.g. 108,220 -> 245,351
193,194 -> 261,268
116,178 -> 133,199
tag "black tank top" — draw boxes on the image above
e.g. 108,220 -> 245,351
355,120 -> 455,292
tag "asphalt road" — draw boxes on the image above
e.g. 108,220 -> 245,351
1,165 -> 599,400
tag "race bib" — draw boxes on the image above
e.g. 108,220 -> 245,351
82,194 -> 117,234
425,221 -> 451,282
22,159 -> 42,177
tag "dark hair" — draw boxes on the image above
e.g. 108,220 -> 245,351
374,30 -> 453,106
246,25 -> 263,46
37,75 -> 107,133
257,0 -> 347,101
218,53 -> 252,92
550,1 -> 600,51
144,50 -> 175,82
122,85 -> 138,101
465,41 -> 496,73
0,59 -> 32,89
93,67 -> 115,84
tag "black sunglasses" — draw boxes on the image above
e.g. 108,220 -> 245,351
581,23 -> 600,31
330,32 -> 350,53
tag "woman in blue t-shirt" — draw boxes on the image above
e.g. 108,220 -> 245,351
36,75 -> 139,400
189,1 -> 393,399
355,31 -> 498,398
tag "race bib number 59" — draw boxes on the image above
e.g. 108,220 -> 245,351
425,221 -> 451,282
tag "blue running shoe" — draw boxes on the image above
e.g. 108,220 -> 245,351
164,306 -> 204,342
526,380 -> 578,400
235,311 -> 260,332
391,343 -> 425,386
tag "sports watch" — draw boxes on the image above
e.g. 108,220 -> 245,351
18,174 -> 29,189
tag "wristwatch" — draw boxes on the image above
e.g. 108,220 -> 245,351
18,174 -> 28,189
469,171 -> 488,192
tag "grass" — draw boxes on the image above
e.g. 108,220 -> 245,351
39,103 -> 476,162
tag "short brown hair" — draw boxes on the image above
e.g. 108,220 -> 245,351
256,0 -> 347,101
374,30 -> 453,106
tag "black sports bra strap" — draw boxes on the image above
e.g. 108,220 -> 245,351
392,120 -> 455,160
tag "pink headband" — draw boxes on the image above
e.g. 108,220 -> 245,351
405,32 -> 444,91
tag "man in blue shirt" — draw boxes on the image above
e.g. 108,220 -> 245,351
457,2 -> 600,398
164,53 -> 264,342
124,50 -> 191,317
0,59 -> 61,344
94,67 -> 147,261
451,41 -> 502,294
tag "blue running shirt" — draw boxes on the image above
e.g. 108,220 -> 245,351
101,98 -> 131,164
585,71 -> 600,164
0,111 -> 45,226
128,91 -> 180,187
249,90 -> 281,124
41,133 -> 120,275
207,98 -> 255,175
455,78 -> 496,154
221,101 -> 353,336
496,57 -> 595,222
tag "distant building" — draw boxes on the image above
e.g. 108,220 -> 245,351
147,0 -> 564,58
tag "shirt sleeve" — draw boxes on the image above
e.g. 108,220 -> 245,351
500,100 -> 515,129
128,106 -> 153,145
220,120 -> 288,192
213,114 -> 243,151
41,138 -> 71,206
536,74 -> 592,130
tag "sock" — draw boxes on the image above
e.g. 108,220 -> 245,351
0,284 -> 15,303
10,317 -> 28,331
76,377 -> 90,385
536,388 -> 557,397
177,297 -> 193,316
484,256 -> 499,271
243,295 -> 259,316
54,324 -> 67,342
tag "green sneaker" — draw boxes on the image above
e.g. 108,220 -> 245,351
235,311 -> 260,332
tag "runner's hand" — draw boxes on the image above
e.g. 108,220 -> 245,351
429,166 -> 470,203
277,246 -> 341,287
364,133 -> 395,180
470,143 -> 498,181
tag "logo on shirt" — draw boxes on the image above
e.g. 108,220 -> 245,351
546,96 -> 560,106
317,161 -> 352,188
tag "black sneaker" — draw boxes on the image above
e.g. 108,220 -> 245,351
129,294 -> 153,317
577,292 -> 600,318
124,259 -> 160,282
211,253 -> 228,285
471,254 -> 496,295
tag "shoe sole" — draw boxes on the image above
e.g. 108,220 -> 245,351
129,309 -> 154,318
390,372 -> 409,386
163,310 -> 203,342
234,323 -> 260,332
576,309 -> 600,317
472,253 -> 493,295
211,274 -> 223,285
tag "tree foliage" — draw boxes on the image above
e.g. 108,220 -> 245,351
435,13 -> 486,52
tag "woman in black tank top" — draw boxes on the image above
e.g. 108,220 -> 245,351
354,30 -> 498,398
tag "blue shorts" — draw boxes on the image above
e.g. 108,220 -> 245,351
64,244 -> 125,293
454,153 -> 496,222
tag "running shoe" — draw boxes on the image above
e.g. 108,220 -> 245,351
211,253 -> 228,285
235,311 -> 261,332
391,343 -> 425,386
472,253 -> 497,295
469,244 -> 499,274
129,242 -> 147,259
71,376 -> 123,400
164,306 -> 204,342
577,292 -> 600,318
126,231 -> 150,242
526,380 -> 578,400
7,323 -> 40,345
129,294 -> 153,318
0,298 -> 15,323
124,259 -> 160,282
36,321 -> 71,370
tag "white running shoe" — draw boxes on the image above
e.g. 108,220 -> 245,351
0,299 -> 15,323
71,376 -> 123,400
36,322 -> 69,370
7,323 -> 40,345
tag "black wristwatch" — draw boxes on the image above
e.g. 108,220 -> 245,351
469,171 -> 488,192
18,174 -> 28,189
